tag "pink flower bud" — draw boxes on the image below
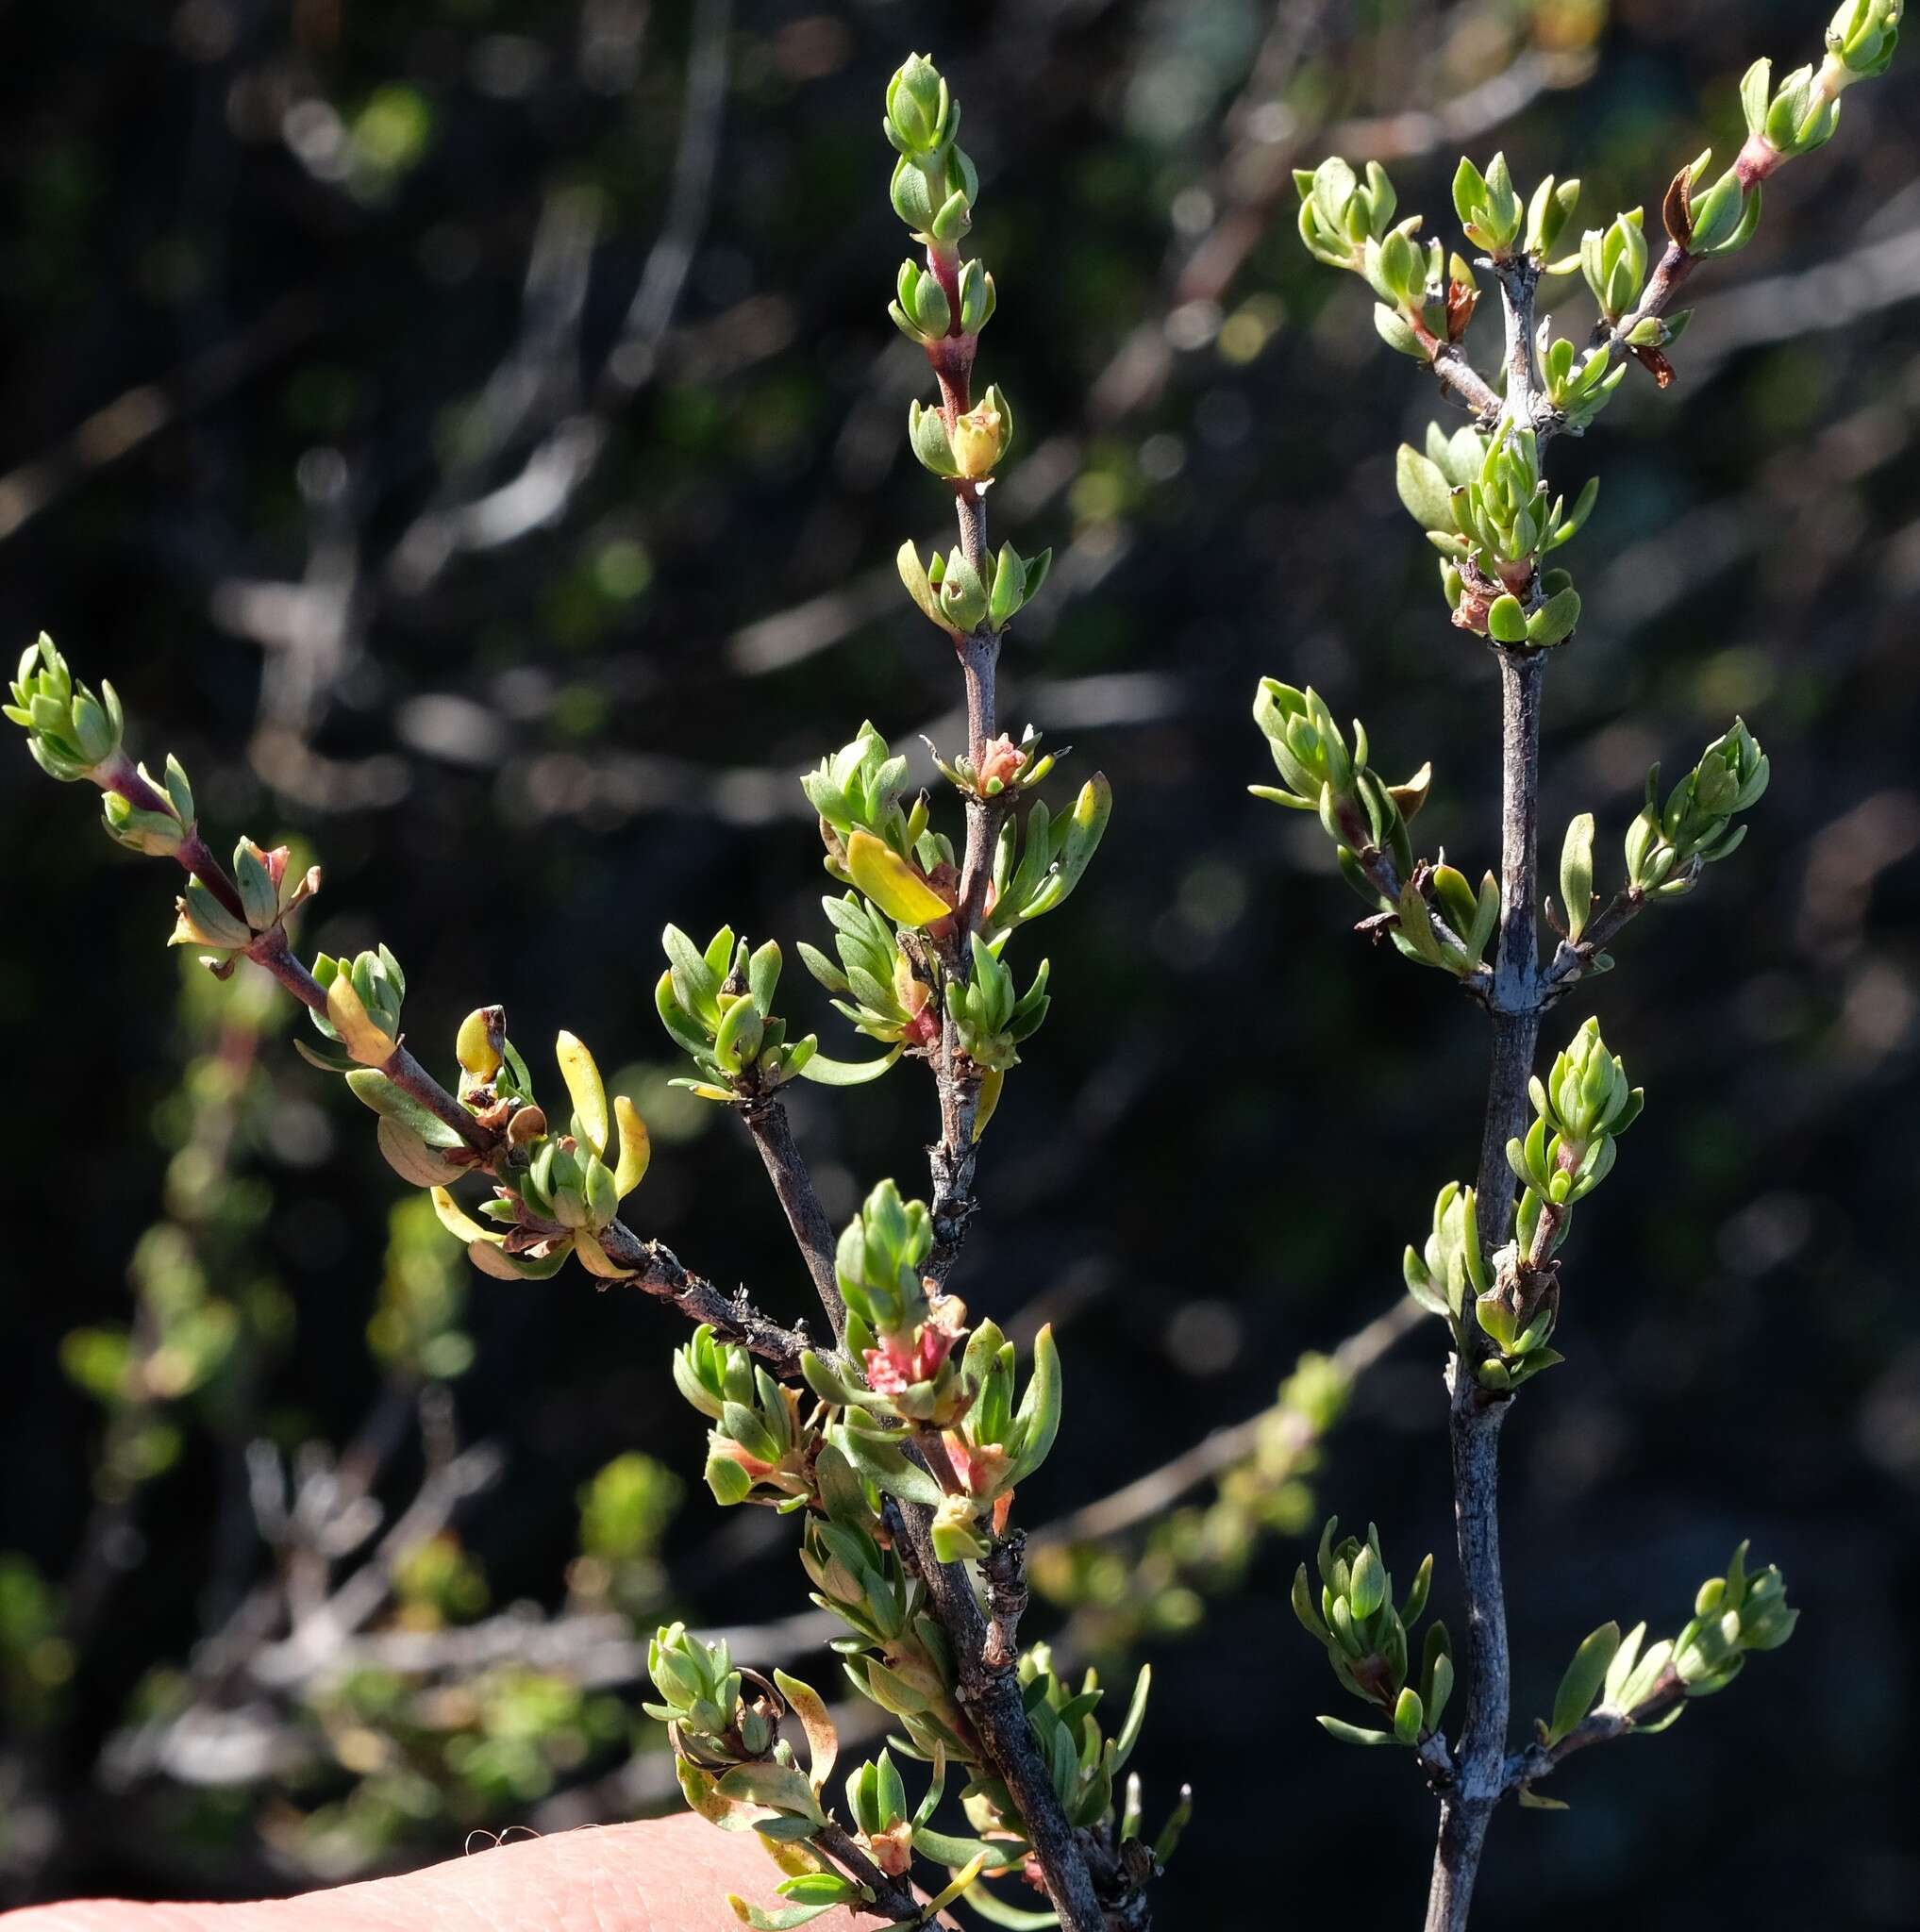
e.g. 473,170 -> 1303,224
872,1822 -> 914,1877
977,733 -> 1027,791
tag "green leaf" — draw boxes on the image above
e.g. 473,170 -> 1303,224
1401,1552 -> 1433,1626
851,1655 -> 931,1716
465,1238 -> 571,1281
747,940 -> 782,1017
1316,1714 -> 1395,1746
716,1762 -> 826,1825
726,1897 -> 842,1929
829,1422 -> 943,1507
656,969 -> 716,1061
1395,445 -> 1457,531
959,1886 -> 1060,1929
292,1037 -> 359,1074
1422,1624 -> 1455,1732
776,1874 -> 863,1906
706,1453 -> 754,1506
897,541 -> 947,629
1548,1621 -> 1621,1744
1394,1686 -> 1425,1743
1486,594 -> 1529,644
1009,1324 -> 1061,1482
343,1071 -> 468,1149
795,1044 -> 903,1087
1347,1542 -> 1387,1619
663,924 -> 722,1024
376,1115 -> 468,1188
1112,1664 -> 1151,1771
1560,812 -> 1594,943
911,1825 -> 1025,1870
1527,587 -> 1581,646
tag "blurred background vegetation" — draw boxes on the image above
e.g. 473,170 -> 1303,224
2,0 -> 1917,1924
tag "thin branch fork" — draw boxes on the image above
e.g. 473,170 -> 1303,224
813,1821 -> 927,1926
681,941 -> 1110,1924
1413,180 -> 1777,1921
888,1500 -> 1112,1932
1429,340 -> 1504,425
1499,1668 -> 1684,1796
758,1140 -> 1108,1927
1543,883 -> 1647,998
113,784 -> 817,1375
718,266 -> 1120,1929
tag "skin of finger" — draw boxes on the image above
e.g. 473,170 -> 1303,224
0,1813 -> 870,1932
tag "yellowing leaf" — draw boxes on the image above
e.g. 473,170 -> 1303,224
972,1066 -> 1004,1141
556,1030 -> 609,1156
456,1007 -> 501,1079
467,1238 -> 533,1280
772,1670 -> 839,1791
846,829 -> 952,928
429,1185 -> 492,1244
327,974 -> 397,1067
611,1095 -> 651,1197
921,1852 -> 989,1921
678,1759 -> 760,1831
575,1231 -> 629,1279
466,1238 -> 571,1280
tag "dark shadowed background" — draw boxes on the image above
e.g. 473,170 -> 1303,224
3,1 -> 1918,1925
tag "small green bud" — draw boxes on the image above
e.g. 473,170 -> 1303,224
930,547 -> 988,632
956,258 -> 995,333
1346,1541 -> 1387,1620
1625,718 -> 1768,894
1580,208 -> 1646,324
6,634 -> 126,783
1827,0 -> 1903,81
883,54 -> 953,158
1294,157 -> 1398,268
891,259 -> 950,344
1452,151 -> 1523,256
986,541 -> 1050,632
1677,153 -> 1761,258
1525,173 -> 1580,259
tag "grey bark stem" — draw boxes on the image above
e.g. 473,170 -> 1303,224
1430,340 -> 1503,425
888,1500 -> 1110,1932
927,612 -> 1000,1283
1427,624 -> 1548,1932
1494,258 -> 1543,426
1425,1380 -> 1511,1932
1477,651 -> 1544,1188
738,1094 -> 848,1345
